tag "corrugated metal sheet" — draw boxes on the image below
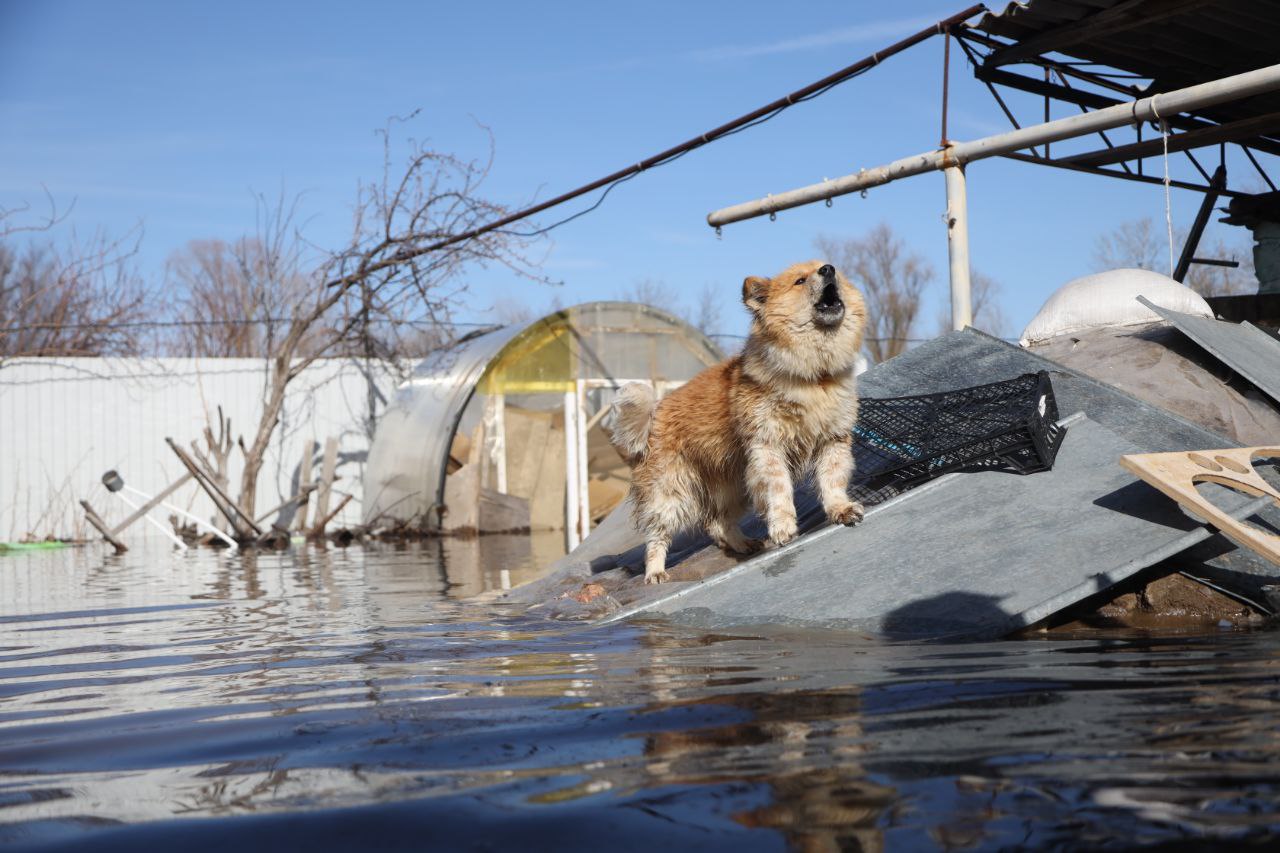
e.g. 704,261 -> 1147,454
362,324 -> 524,528
976,0 -> 1280,132
0,357 -> 390,542
617,415 -> 1273,639
1138,295 -> 1280,406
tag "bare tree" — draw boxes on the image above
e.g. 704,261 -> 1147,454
688,282 -> 723,339
493,299 -> 535,326
173,128 -> 546,519
622,278 -> 726,340
623,278 -> 677,306
0,211 -> 150,360
815,223 -> 933,363
1093,216 -> 1254,297
0,240 -> 149,359
166,234 -> 324,358
934,269 -> 1008,338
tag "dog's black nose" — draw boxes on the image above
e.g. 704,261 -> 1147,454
818,264 -> 834,279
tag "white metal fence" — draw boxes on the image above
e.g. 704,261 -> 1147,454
0,357 -> 395,543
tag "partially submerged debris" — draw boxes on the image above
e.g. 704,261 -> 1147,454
1121,446 -> 1280,567
506,326 -> 1280,640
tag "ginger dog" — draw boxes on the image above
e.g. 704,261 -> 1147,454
608,260 -> 867,584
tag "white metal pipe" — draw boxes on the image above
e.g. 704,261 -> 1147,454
576,380 -> 591,542
491,392 -> 507,494
708,63 -> 1280,227
113,492 -> 189,550
122,483 -> 238,550
564,389 -> 580,551
944,163 -> 972,331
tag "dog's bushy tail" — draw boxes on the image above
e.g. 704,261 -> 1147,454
604,382 -> 656,466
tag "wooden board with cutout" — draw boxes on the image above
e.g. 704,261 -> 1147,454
1119,446 -> 1280,567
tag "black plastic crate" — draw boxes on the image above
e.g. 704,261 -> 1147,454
851,371 -> 1066,501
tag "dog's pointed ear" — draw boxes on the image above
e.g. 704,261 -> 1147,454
742,276 -> 769,314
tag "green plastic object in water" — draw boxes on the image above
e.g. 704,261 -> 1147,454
0,541 -> 73,554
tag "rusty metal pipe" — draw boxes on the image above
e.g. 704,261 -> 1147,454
708,62 -> 1280,227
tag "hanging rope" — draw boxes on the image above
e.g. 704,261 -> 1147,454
1152,98 -> 1175,277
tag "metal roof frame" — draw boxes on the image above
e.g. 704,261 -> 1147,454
961,1 -> 1280,198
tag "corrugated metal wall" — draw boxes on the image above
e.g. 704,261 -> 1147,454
0,357 -> 395,543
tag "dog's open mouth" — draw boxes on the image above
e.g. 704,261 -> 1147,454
813,281 -> 844,327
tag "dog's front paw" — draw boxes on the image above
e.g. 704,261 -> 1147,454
827,500 -> 865,526
767,517 -> 798,547
644,568 -> 670,585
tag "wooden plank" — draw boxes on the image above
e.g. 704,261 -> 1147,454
588,466 -> 631,524
447,431 -> 470,474
478,488 -> 531,533
308,492 -> 353,539
313,437 -> 339,526
81,500 -> 128,553
442,462 -> 481,534
1120,446 -> 1280,567
505,408 -> 553,500
502,408 -> 536,498
165,438 -> 261,538
294,439 -> 316,532
530,420 -> 568,531
109,472 -> 194,536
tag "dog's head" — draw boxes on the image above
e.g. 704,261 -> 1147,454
741,260 -> 866,379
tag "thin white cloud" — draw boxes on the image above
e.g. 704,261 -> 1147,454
691,15 -> 945,62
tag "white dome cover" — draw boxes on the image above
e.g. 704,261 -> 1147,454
1020,268 -> 1213,346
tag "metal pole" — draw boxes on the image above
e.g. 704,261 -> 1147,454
111,491 -> 189,550
563,389 -> 580,552
708,63 -> 1280,228
944,163 -> 972,330
1173,164 -> 1226,282
576,380 -> 591,542
122,484 -> 238,549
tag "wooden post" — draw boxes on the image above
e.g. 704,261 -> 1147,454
309,492 -> 353,540
81,500 -> 128,553
254,484 -> 317,526
294,439 -> 317,532
312,437 -> 338,529
165,438 -> 263,539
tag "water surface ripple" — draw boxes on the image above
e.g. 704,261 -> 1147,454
2,542 -> 1280,850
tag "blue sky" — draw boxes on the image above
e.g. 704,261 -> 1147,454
0,1 -> 1261,340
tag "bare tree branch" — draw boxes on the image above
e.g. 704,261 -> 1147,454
0,223 -> 151,360
169,122 -> 549,518
815,223 -> 933,363
1093,216 -> 1255,297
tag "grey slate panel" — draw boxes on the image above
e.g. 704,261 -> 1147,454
1138,295 -> 1280,407
611,416 -> 1273,639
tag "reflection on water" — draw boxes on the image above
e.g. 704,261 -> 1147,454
2,540 -> 1280,850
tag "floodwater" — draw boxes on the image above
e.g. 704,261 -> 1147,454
3,540 -> 1280,851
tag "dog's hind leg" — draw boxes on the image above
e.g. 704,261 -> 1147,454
637,483 -> 685,585
706,485 -> 762,556
643,532 -> 672,585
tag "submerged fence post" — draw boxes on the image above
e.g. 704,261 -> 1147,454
944,160 -> 973,331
